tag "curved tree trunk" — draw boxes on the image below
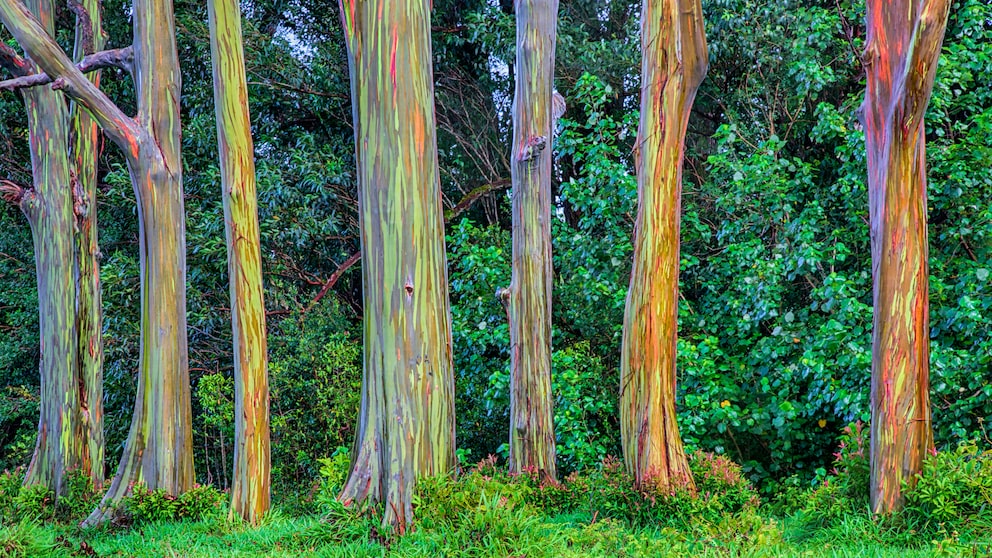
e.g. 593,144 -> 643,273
619,0 -> 707,489
70,0 -> 105,491
505,0 -> 558,481
864,0 -> 949,515
208,0 -> 271,525
336,0 -> 457,530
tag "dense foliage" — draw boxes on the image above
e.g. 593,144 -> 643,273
1,0 -> 989,521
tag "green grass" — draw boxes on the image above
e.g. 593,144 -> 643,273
6,509 -> 991,558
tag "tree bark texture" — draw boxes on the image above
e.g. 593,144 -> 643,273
336,0 -> 457,530
506,0 -> 558,481
864,0 -> 949,515
69,0 -> 105,491
10,0 -> 85,497
620,0 -> 707,490
208,0 -> 271,525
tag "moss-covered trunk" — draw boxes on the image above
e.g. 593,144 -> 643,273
336,0 -> 457,530
619,0 -> 707,489
864,0 -> 949,514
506,0 -> 558,481
208,0 -> 271,525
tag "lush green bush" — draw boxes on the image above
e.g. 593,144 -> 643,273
118,483 -> 226,526
902,441 -> 992,532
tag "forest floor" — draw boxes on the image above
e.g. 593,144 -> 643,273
4,510 -> 989,557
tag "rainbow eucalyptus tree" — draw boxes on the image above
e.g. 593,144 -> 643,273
500,0 -> 559,481
336,0 -> 457,530
864,0 -> 950,514
619,0 -> 707,489
0,0 -> 87,496
69,0 -> 105,491
208,0 -> 271,525
0,0 -> 192,525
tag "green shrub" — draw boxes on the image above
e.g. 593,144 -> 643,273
902,440 -> 992,532
120,483 -> 225,525
801,422 -> 870,525
315,446 -> 351,514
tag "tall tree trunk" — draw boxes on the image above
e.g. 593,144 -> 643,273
208,0 -> 271,525
13,0 -> 84,497
864,0 -> 949,515
88,0 -> 192,521
70,0 -> 105,491
619,0 -> 706,489
505,0 -> 558,481
336,0 -> 457,530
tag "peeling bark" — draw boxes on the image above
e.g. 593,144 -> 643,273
336,0 -> 457,530
620,0 -> 707,490
505,0 -> 559,481
864,0 -> 949,515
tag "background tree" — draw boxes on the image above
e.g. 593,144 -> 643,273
207,0 -> 271,524
0,0 -> 193,523
863,0 -> 950,514
336,0 -> 457,529
619,0 -> 707,488
70,0 -> 106,491
502,0 -> 559,480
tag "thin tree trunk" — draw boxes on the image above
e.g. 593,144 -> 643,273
506,0 -> 558,481
336,0 -> 457,530
208,0 -> 271,525
70,0 -> 105,491
619,0 -> 706,490
864,0 -> 949,515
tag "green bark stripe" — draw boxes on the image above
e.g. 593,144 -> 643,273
507,0 -> 558,482
864,0 -> 950,515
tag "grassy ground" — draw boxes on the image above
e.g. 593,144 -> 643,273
3,510 -> 990,557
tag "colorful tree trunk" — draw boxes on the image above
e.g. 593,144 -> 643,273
0,0 -> 193,525
505,0 -> 558,481
864,0 -> 949,514
619,0 -> 707,489
336,0 -> 457,530
208,0 -> 271,525
6,0 -> 84,497
69,0 -> 105,491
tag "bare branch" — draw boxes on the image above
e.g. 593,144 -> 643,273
67,0 -> 95,56
0,46 -> 131,91
0,178 -> 28,204
0,41 -> 31,77
0,0 -> 140,153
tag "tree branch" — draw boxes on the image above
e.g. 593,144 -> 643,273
0,46 -> 131,91
0,0 -> 140,153
67,0 -> 95,56
0,41 -> 30,77
0,178 -> 30,206
443,179 -> 510,222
